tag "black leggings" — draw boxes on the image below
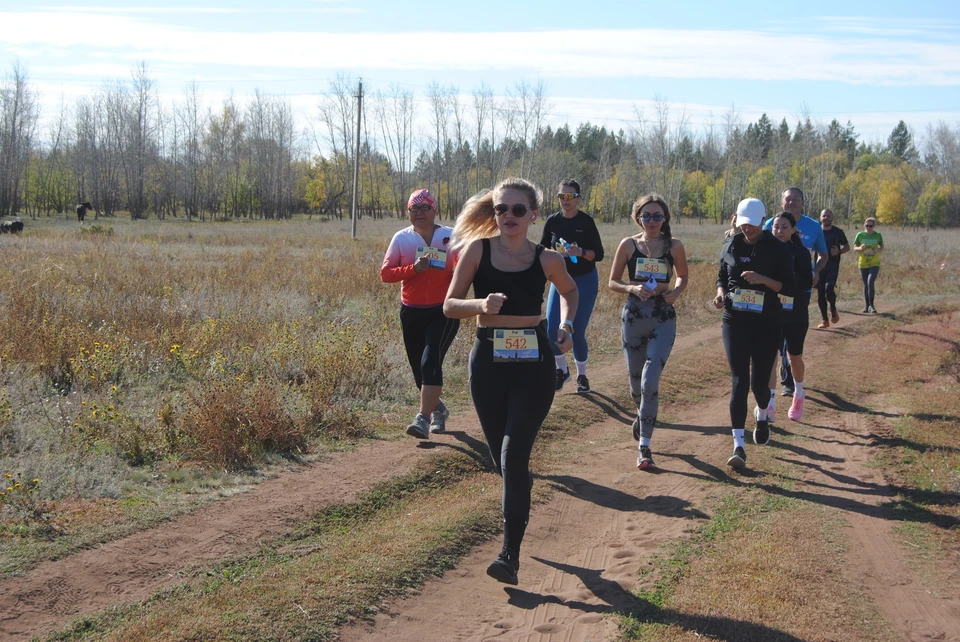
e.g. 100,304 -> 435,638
860,266 -> 880,307
816,270 -> 838,321
399,304 -> 460,388
721,317 -> 782,429
469,324 -> 555,519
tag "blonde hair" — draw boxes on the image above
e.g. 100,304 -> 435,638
864,217 -> 878,227
451,177 -> 542,250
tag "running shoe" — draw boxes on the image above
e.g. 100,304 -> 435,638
869,305 -> 878,314
780,386 -> 794,397
862,305 -> 870,313
576,375 -> 590,393
405,413 -> 430,439
727,446 -> 747,470
429,400 -> 449,434
486,548 -> 519,585
817,320 -> 830,329
753,407 -> 770,445
555,368 -> 571,391
631,415 -> 641,441
788,396 -> 805,421
637,445 -> 655,470
831,309 -> 840,324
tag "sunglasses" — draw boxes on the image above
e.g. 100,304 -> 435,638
494,203 -> 531,217
640,214 -> 665,222
557,192 -> 580,201
409,204 -> 433,213
865,224 -> 874,228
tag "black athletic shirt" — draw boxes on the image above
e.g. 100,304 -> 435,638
627,241 -> 674,284
717,230 -> 797,321
473,238 -> 547,317
538,210 -> 604,278
821,226 -> 849,272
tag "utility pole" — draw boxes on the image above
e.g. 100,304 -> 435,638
351,80 -> 363,239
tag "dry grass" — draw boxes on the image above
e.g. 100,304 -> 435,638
622,499 -> 895,642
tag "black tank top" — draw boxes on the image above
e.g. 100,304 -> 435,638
627,240 -> 674,283
473,238 -> 547,316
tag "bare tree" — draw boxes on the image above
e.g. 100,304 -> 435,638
0,62 -> 40,217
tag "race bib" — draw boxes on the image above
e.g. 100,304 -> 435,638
492,329 -> 540,362
779,294 -> 794,311
416,246 -> 447,269
731,288 -> 765,313
863,248 -> 876,257
633,257 -> 669,282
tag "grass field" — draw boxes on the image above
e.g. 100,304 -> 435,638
1,214 -> 959,641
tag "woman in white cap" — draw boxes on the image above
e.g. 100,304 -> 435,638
380,188 -> 461,439
714,198 -> 797,470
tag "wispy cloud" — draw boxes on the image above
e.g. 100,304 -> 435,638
2,12 -> 959,86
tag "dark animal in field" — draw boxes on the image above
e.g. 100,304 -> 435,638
0,219 -> 23,234
77,202 -> 93,223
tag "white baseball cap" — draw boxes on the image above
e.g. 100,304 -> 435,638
735,198 -> 766,227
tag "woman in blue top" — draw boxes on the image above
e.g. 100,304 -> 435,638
539,179 -> 604,393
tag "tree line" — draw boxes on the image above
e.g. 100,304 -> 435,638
2,64 -> 959,227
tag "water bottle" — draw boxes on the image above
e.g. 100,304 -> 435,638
560,238 -> 578,264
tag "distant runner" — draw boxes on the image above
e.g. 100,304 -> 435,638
815,208 -> 849,328
853,217 -> 884,313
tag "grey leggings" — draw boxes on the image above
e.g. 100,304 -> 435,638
860,266 -> 880,307
621,296 -> 677,440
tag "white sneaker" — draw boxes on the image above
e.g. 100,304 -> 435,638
405,413 -> 430,439
429,401 -> 449,433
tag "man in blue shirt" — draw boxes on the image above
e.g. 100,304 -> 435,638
762,187 -> 827,397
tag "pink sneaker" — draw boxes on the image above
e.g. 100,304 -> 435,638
788,396 -> 804,421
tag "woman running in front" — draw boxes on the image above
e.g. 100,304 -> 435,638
444,178 -> 578,585
539,179 -> 604,393
769,212 -> 813,421
608,194 -> 688,470
380,188 -> 461,439
714,198 -> 797,470
853,217 -> 884,313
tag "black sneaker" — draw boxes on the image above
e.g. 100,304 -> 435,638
555,369 -> 571,391
753,407 -> 770,445
576,375 -> 590,393
727,446 -> 747,470
780,386 -> 794,397
862,305 -> 870,313
486,548 -> 519,585
637,446 -> 655,470
631,416 -> 641,441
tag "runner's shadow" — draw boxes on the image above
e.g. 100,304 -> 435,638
508,557 -> 809,642
657,421 -> 716,436
542,474 -> 708,519
575,391 -> 634,425
805,389 -> 900,418
427,431 -> 494,469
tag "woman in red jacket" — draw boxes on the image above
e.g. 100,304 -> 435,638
380,189 -> 461,439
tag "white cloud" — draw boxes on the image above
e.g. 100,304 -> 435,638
2,13 -> 959,86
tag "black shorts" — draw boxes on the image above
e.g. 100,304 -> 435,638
782,291 -> 809,356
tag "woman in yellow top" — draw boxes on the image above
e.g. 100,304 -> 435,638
853,217 -> 884,313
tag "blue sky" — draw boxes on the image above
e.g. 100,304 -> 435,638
1,0 -> 958,144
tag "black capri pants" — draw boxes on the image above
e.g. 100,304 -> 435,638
469,323 -> 555,518
721,316 -> 782,429
399,304 -> 460,389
